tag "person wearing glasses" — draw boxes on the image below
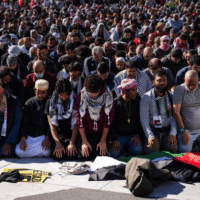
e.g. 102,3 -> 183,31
27,44 -> 57,75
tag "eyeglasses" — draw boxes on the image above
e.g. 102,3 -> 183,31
38,53 -> 46,56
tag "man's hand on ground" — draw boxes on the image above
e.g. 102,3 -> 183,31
81,141 -> 92,157
67,143 -> 78,157
54,142 -> 65,158
96,141 -> 108,156
3,143 -> 11,155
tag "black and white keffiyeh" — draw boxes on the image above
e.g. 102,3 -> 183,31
114,69 -> 153,97
79,87 -> 113,131
70,77 -> 83,97
49,92 -> 74,126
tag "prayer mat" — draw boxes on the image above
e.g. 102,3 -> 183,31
173,152 -> 200,170
118,151 -> 185,163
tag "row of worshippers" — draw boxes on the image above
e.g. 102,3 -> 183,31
2,40 -> 197,109
1,66 -> 200,160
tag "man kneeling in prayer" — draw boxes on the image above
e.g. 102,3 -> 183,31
140,71 -> 178,154
110,79 -> 143,158
0,85 -> 21,157
15,80 -> 51,158
45,79 -> 79,160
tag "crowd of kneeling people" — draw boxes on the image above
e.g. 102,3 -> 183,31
0,44 -> 199,161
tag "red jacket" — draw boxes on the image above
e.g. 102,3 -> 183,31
24,72 -> 57,102
75,84 -> 114,133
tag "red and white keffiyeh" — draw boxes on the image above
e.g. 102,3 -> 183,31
118,78 -> 137,95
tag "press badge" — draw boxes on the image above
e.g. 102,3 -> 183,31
153,115 -> 162,128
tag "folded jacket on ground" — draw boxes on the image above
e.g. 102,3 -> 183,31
89,164 -> 125,181
125,157 -> 172,197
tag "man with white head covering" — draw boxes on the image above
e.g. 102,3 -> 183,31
30,29 -> 43,44
1,45 -> 30,67
110,78 -> 143,158
92,23 -> 110,42
15,79 -> 51,158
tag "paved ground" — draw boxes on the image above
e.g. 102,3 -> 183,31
0,157 -> 199,200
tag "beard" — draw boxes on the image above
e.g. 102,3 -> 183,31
154,85 -> 168,93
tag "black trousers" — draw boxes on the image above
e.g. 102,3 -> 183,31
51,135 -> 78,161
78,132 -> 110,161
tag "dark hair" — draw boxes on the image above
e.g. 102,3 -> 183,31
115,50 -> 125,58
75,45 -> 92,60
187,49 -> 198,56
116,43 -> 125,51
95,37 -> 104,46
138,34 -> 147,41
192,25 -> 200,31
0,66 -> 11,78
84,74 -> 103,93
59,56 -> 71,65
97,61 -> 109,74
65,42 -> 75,51
179,33 -> 188,40
153,70 -> 167,80
126,60 -> 138,69
69,62 -> 83,72
37,43 -> 48,50
128,41 -> 136,47
48,36 -> 56,41
124,28 -> 131,34
189,54 -> 200,65
57,43 -> 65,52
55,79 -> 72,95
148,59 -> 162,70
71,24 -> 79,30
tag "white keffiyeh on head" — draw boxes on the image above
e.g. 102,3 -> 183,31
92,23 -> 110,42
110,26 -> 123,42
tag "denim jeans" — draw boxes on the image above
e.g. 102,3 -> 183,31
177,132 -> 200,153
110,134 -> 143,158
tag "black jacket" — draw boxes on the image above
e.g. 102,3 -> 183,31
83,56 -> 110,77
161,54 -> 188,79
20,96 -> 51,138
110,96 -> 143,141
1,52 -> 30,67
3,74 -> 24,105
27,57 -> 57,75
0,91 -> 21,144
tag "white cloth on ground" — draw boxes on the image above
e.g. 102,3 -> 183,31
91,156 -> 126,172
15,135 -> 50,158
